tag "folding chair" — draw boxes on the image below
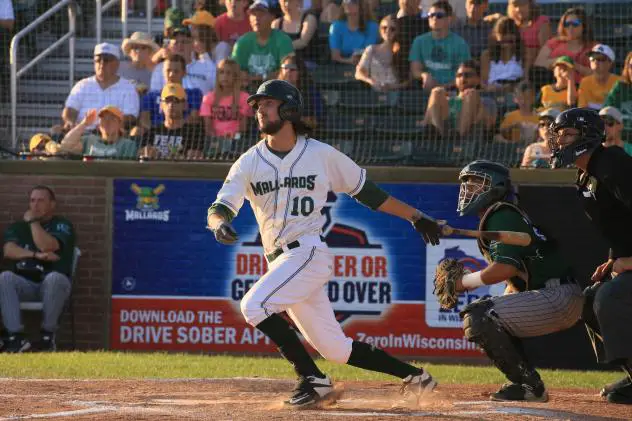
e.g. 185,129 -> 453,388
20,247 -> 81,349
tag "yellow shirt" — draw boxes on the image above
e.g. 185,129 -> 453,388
499,110 -> 539,142
540,84 -> 570,111
578,74 -> 621,109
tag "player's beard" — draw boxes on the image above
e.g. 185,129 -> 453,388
260,118 -> 285,135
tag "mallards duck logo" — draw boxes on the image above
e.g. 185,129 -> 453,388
125,183 -> 170,222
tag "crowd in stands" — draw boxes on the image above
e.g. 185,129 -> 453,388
7,0 -> 632,167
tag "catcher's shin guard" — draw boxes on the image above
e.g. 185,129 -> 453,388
461,299 -> 542,387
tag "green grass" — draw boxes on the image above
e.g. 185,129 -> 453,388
0,352 -> 623,389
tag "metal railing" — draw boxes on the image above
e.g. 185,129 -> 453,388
10,0 -> 77,148
96,0 -> 179,44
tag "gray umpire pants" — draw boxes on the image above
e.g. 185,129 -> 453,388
0,271 -> 71,334
593,272 -> 632,363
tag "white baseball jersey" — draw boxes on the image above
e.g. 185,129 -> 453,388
213,136 -> 366,254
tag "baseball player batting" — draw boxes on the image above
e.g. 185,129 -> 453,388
433,160 -> 583,402
207,79 -> 442,407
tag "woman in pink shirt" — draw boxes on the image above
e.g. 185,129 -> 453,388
534,7 -> 596,83
200,58 -> 253,139
506,0 -> 550,71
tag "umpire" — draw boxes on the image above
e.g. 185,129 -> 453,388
549,107 -> 632,404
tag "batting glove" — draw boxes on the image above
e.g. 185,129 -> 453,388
412,211 -> 441,246
213,221 -> 239,245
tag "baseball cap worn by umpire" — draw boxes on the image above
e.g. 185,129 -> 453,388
247,80 -> 303,123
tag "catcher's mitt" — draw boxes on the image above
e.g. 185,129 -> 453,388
433,258 -> 465,309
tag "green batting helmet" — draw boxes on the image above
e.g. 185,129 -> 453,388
457,160 -> 512,216
247,79 -> 303,123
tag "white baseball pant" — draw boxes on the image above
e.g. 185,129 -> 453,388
240,238 -> 354,364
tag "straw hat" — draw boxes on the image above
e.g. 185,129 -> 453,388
122,32 -> 159,57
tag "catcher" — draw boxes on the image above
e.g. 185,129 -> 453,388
434,160 -> 584,402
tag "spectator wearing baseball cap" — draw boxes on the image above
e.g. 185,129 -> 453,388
140,83 -> 205,160
119,32 -> 160,95
214,0 -> 251,45
138,55 -> 203,135
27,133 -> 61,160
520,107 -> 560,169
62,43 -> 139,134
538,55 -> 576,111
57,105 -> 137,159
231,0 -> 294,87
164,7 -> 186,39
150,25 -> 216,95
577,44 -> 621,110
186,10 -> 233,65
600,106 -> 632,155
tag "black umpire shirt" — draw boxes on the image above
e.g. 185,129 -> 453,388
577,145 -> 632,259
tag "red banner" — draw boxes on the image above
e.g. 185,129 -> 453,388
110,297 -> 484,358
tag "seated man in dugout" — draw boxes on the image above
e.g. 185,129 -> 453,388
0,186 -> 76,353
422,59 -> 497,140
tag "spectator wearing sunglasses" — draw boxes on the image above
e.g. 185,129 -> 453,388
355,15 -> 404,91
577,45 -> 621,111
603,52 -> 632,137
410,1 -> 471,91
533,7 -> 595,86
422,60 -> 496,139
520,107 -> 560,168
600,107 -> 632,156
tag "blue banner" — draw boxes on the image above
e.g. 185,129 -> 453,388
112,179 -> 478,302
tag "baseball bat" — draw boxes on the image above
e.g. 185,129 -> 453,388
439,223 -> 532,246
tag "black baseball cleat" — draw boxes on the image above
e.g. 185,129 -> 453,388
607,383 -> 632,404
31,331 -> 56,352
284,374 -> 335,408
399,368 -> 437,402
491,382 -> 548,402
601,376 -> 632,397
3,333 -> 31,353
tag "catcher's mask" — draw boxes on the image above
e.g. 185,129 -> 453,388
457,160 -> 511,216
548,107 -> 604,169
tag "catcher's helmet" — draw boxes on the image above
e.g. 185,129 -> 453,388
457,160 -> 511,216
247,79 -> 303,123
549,107 -> 605,169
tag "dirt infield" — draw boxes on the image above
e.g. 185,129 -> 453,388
1,378 -> 632,420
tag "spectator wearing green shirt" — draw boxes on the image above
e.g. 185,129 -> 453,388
58,106 -> 138,159
603,51 -> 632,138
0,186 -> 75,353
409,0 -> 471,90
232,0 -> 294,89
600,106 -> 632,156
423,59 -> 497,139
